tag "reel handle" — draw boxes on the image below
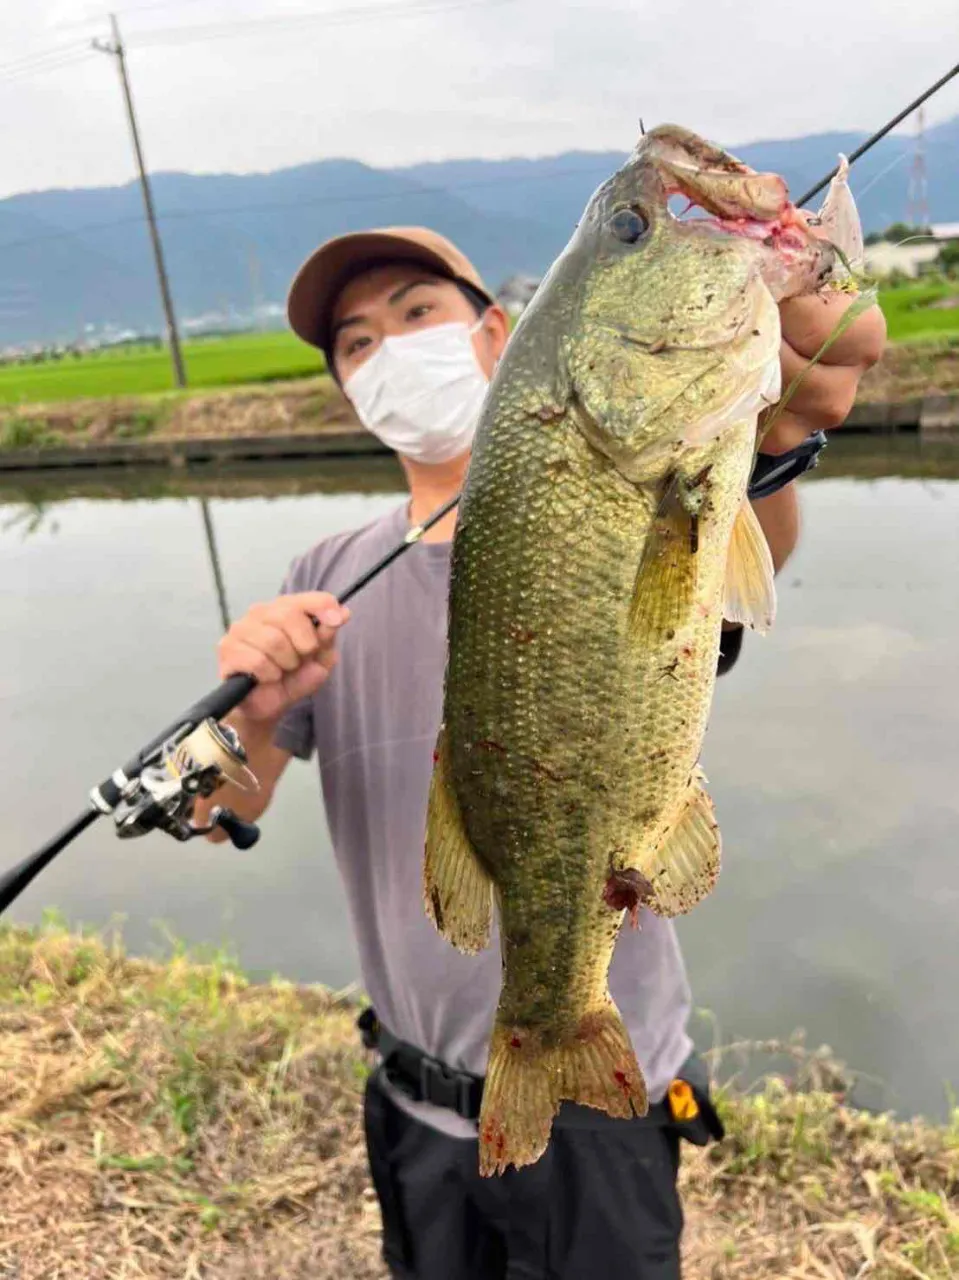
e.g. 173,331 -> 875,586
210,808 -> 261,851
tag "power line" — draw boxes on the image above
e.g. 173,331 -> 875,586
128,0 -> 514,47
0,48 -> 93,85
0,41 -> 88,76
0,160 -> 615,254
56,0 -> 215,28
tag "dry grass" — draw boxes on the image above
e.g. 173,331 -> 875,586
856,337 -> 959,404
1,922 -> 957,1279
0,378 -> 356,451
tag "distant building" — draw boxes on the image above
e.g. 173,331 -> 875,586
864,241 -> 940,278
497,274 -> 541,317
863,221 -> 959,279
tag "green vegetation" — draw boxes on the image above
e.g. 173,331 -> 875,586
2,919 -> 958,1278
0,415 -> 65,449
939,241 -> 959,276
864,222 -> 930,247
878,282 -> 959,343
0,330 -> 323,406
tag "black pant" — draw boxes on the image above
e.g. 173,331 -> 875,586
364,1068 -> 689,1280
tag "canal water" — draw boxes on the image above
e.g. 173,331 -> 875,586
1,436 -> 956,1119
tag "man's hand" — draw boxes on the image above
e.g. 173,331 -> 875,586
763,282 -> 887,456
217,592 -> 349,723
747,269 -> 885,574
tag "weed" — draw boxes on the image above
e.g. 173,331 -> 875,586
0,415 -> 64,449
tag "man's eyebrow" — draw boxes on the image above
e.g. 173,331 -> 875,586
331,314 -> 366,342
387,278 -> 441,306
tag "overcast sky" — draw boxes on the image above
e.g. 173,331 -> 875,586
2,0 -> 958,200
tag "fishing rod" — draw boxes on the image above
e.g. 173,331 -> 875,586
796,58 -> 959,207
4,61 -> 958,916
0,492 -> 459,916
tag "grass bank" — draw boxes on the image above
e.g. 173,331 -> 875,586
1,922 -> 957,1279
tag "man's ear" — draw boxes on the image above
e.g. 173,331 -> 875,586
482,304 -> 511,362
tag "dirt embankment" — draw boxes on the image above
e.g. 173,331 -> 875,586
0,379 -> 359,453
856,338 -> 959,403
1,924 -> 957,1279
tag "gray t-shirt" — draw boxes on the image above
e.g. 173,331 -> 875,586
275,502 -> 694,1139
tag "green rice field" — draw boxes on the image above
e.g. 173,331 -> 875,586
0,283 -> 956,406
876,281 -> 959,342
0,330 -> 322,406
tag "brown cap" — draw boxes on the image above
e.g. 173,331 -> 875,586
287,226 -> 495,357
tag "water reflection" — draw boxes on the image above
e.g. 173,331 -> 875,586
0,437 -> 956,1120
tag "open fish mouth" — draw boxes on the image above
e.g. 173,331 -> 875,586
645,126 -> 813,257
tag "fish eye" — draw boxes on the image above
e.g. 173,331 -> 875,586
609,207 -> 649,244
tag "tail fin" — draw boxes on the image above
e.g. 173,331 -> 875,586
478,1002 -> 647,1177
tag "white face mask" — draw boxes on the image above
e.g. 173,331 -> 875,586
343,320 -> 489,465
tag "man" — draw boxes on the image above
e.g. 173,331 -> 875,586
201,226 -> 885,1278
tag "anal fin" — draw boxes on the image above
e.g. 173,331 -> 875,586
424,727 -> 493,955
639,767 -> 721,918
724,498 -> 776,633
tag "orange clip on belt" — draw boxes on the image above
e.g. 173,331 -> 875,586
667,1079 -> 699,1122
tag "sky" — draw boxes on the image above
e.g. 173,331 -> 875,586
2,0 -> 959,200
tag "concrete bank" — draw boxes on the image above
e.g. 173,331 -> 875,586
0,428 -> 388,471
844,393 -> 959,434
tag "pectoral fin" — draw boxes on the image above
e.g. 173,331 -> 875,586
424,728 -> 493,955
724,498 -> 776,634
630,477 -> 698,645
639,768 -> 721,918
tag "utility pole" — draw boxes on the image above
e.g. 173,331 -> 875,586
249,246 -> 263,329
93,14 -> 187,387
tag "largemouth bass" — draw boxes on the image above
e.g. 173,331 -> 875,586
424,125 -> 859,1176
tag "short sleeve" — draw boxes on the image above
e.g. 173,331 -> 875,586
271,554 -> 319,761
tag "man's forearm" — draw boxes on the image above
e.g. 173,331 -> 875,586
752,485 -> 800,575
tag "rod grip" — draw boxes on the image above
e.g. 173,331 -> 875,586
182,672 -> 258,725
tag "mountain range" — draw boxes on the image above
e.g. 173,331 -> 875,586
1,114 -> 956,346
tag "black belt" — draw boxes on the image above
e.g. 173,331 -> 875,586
358,1006 -> 484,1120
356,1007 -> 723,1144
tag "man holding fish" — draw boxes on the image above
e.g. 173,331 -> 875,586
199,128 -> 885,1279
